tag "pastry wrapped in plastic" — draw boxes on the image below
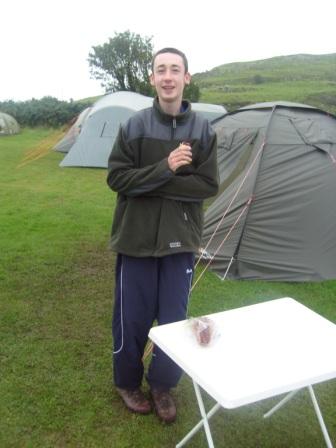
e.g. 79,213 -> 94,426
191,316 -> 215,346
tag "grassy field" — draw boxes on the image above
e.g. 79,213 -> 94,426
1,128 -> 336,447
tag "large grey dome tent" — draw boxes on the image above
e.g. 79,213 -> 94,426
60,91 -> 226,168
201,102 -> 336,281
0,112 -> 20,135
60,92 -> 153,168
53,107 -> 92,153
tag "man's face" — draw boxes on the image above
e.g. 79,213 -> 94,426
150,52 -> 191,104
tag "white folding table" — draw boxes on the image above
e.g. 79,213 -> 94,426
148,297 -> 336,447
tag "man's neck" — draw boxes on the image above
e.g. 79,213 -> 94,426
158,99 -> 182,117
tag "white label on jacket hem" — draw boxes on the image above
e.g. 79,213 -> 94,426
169,241 -> 181,248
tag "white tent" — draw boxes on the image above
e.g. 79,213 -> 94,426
60,91 -> 226,168
53,107 -> 92,153
0,112 -> 20,135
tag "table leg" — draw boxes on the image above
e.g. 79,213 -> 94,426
308,385 -> 333,448
264,386 -> 333,448
175,380 -> 221,448
263,389 -> 301,418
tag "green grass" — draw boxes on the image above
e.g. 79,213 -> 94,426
1,129 -> 336,447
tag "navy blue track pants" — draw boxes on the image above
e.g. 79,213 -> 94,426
112,253 -> 194,390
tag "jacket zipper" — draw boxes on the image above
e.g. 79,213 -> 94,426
181,202 -> 188,222
171,118 -> 176,139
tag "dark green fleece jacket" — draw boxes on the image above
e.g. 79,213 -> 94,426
106,98 -> 219,257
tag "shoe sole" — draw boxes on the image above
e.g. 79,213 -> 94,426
120,399 -> 152,415
125,405 -> 152,415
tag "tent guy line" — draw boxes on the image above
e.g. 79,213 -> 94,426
195,138 -> 267,269
192,196 -> 253,291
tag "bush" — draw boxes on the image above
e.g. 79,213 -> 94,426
252,74 -> 265,84
0,97 -> 93,127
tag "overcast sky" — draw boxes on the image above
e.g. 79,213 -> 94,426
1,0 -> 335,102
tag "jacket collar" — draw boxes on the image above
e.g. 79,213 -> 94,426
153,97 -> 191,124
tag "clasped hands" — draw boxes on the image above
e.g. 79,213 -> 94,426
168,142 -> 192,172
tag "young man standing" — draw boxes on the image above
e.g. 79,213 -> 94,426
107,48 -> 218,423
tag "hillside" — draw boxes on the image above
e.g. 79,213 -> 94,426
193,53 -> 336,113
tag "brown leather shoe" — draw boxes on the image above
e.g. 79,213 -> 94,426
116,387 -> 151,414
151,388 -> 176,423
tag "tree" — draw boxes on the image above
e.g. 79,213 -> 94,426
88,30 -> 154,95
184,81 -> 200,102
252,74 -> 265,84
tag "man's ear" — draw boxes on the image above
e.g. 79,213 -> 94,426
184,72 -> 191,86
150,73 -> 155,86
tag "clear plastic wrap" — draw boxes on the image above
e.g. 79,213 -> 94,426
190,316 -> 215,346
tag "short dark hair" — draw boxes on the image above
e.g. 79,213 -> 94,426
152,47 -> 188,73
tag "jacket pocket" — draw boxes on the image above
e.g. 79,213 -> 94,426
180,202 -> 203,239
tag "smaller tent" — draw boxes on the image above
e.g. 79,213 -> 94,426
53,107 -> 92,153
60,91 -> 226,168
0,112 -> 20,135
